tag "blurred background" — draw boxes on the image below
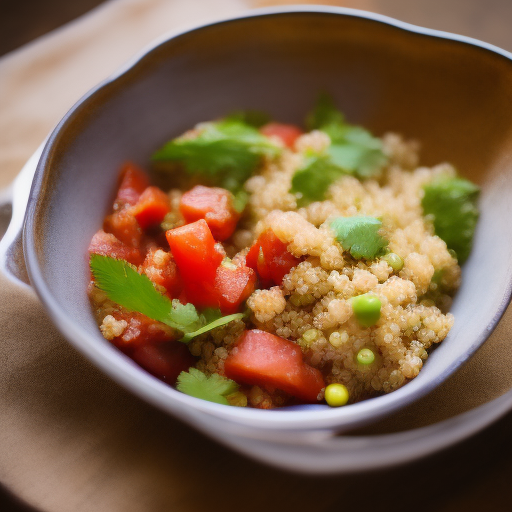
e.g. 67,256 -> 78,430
3,0 -> 512,56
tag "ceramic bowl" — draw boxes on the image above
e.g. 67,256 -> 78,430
2,6 -> 512,470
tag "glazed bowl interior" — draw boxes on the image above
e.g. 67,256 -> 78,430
26,8 -> 512,433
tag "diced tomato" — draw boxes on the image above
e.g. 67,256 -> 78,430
103,209 -> 142,247
114,162 -> 149,209
224,330 -> 325,403
180,185 -> 240,241
141,248 -> 182,298
131,186 -> 171,230
108,310 -> 173,349
260,123 -> 303,149
215,264 -> 256,314
89,230 -> 143,266
131,341 -> 196,384
183,263 -> 256,314
246,229 -> 300,287
166,219 -> 223,283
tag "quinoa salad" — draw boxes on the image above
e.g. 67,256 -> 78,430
88,95 -> 480,409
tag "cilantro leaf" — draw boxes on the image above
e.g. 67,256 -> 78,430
305,93 -> 345,130
331,216 -> 388,259
320,107 -> 387,180
291,153 -> 347,206
232,189 -> 249,213
422,176 -> 479,263
224,109 -> 271,128
328,142 -> 388,180
152,120 -> 281,192
292,95 -> 388,205
90,254 -> 243,340
176,368 -> 239,405
90,253 -> 195,328
180,312 -> 245,343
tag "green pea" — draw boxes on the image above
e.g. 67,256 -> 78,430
356,348 -> 375,365
325,383 -> 349,407
351,294 -> 381,327
383,252 -> 403,272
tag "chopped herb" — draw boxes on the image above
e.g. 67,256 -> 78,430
90,254 -> 243,341
422,176 -> 479,263
232,189 -> 249,213
152,119 -> 280,192
305,92 -> 345,130
224,109 -> 271,128
327,139 -> 388,180
290,153 -> 347,206
200,308 -> 223,323
176,368 -> 239,405
291,95 -> 388,205
180,312 -> 245,343
331,216 -> 388,259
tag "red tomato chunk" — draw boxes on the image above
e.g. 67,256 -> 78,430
132,186 -> 171,230
114,162 -> 149,209
224,329 -> 325,403
103,209 -> 142,247
131,342 -> 195,385
213,264 -> 256,315
260,123 -> 303,149
89,230 -> 143,266
166,219 -> 255,313
180,185 -> 240,241
246,229 -> 301,287
166,219 -> 223,283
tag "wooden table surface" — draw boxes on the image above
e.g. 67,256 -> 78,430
2,1 -> 512,511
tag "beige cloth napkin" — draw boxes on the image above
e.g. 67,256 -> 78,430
2,0 -> 512,511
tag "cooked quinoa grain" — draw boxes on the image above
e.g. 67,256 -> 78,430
238,133 -> 458,403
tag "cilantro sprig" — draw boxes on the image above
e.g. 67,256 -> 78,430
90,254 -> 244,341
291,95 -> 388,205
176,368 -> 239,405
422,176 -> 479,263
152,119 -> 281,192
305,93 -> 345,130
224,109 -> 271,128
331,216 -> 388,260
291,154 -> 345,206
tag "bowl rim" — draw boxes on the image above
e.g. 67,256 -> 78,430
22,5 -> 512,432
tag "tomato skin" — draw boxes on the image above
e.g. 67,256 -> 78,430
114,162 -> 149,209
180,185 -> 240,241
132,186 -> 171,230
89,230 -> 143,266
260,123 -> 303,149
166,219 -> 223,283
103,209 -> 142,247
224,330 -> 325,403
106,310 -> 172,349
140,248 -> 182,298
131,341 -> 195,384
215,265 -> 256,314
246,229 -> 300,287
184,264 -> 256,314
